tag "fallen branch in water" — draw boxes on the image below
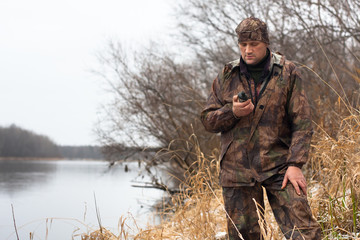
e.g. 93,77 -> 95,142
131,182 -> 181,195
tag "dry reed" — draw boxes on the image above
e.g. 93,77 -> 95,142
134,134 -> 227,239
307,108 -> 360,239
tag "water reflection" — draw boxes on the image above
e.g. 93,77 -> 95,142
0,159 -> 164,240
0,159 -> 57,194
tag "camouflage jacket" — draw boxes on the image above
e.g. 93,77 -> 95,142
201,51 -> 313,187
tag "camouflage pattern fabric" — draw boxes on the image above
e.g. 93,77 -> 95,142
235,17 -> 270,44
223,175 -> 322,240
200,51 -> 313,187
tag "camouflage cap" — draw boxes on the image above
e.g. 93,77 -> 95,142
235,17 -> 270,44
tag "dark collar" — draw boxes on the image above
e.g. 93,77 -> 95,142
239,48 -> 271,80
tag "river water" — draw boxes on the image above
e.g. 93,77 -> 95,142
0,159 -> 165,239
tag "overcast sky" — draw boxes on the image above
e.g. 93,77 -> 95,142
0,0 -> 175,146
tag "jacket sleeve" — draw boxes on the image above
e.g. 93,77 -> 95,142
200,73 -> 238,133
286,66 -> 313,168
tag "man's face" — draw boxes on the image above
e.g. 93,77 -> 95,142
238,41 -> 268,65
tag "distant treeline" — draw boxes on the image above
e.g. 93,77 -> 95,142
59,146 -> 103,159
0,124 -> 104,159
0,124 -> 61,158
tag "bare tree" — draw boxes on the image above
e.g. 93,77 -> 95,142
95,41 -> 218,174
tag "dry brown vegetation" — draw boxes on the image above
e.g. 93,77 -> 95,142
308,112 -> 360,238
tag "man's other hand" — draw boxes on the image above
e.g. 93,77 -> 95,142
281,166 -> 307,196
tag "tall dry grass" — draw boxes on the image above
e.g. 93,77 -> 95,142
133,134 -> 227,239
307,109 -> 360,239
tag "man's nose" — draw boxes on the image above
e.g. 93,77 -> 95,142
246,46 -> 253,53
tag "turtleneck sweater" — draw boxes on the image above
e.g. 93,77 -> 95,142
245,49 -> 270,85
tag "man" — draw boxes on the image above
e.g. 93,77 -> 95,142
200,17 -> 322,240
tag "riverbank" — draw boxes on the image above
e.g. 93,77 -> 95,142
84,110 -> 360,239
